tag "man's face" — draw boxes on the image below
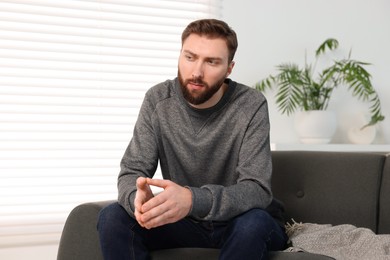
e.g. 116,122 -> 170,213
178,34 -> 234,107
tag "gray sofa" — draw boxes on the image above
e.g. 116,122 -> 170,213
57,151 -> 390,260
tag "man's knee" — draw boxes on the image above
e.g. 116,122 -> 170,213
229,208 -> 278,240
97,202 -> 135,232
97,203 -> 141,259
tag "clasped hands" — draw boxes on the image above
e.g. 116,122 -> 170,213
134,177 -> 192,229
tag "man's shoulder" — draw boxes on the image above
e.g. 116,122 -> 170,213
145,78 -> 177,104
231,81 -> 267,108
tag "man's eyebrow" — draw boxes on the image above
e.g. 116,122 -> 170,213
182,50 -> 223,61
207,57 -> 223,62
182,50 -> 197,57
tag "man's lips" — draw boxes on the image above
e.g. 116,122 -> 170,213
188,82 -> 205,90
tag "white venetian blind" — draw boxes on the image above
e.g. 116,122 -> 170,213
0,0 -> 222,248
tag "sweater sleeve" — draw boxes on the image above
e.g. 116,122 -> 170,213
188,97 -> 273,221
117,89 -> 159,217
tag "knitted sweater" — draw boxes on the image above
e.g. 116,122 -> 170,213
118,78 -> 273,221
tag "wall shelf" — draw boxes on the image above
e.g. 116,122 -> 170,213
271,143 -> 390,152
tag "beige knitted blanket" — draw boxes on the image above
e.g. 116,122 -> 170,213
285,220 -> 390,260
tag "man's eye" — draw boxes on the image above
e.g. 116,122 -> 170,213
185,55 -> 193,61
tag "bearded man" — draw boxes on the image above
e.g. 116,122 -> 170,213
97,18 -> 288,260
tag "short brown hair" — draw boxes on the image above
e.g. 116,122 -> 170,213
181,19 -> 238,63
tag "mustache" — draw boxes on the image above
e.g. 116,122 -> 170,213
185,77 -> 207,86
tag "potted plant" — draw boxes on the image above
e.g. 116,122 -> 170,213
255,38 -> 385,143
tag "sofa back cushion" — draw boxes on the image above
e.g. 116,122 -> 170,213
271,151 -> 386,233
378,154 -> 390,234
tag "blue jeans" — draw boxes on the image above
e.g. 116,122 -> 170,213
97,202 -> 287,260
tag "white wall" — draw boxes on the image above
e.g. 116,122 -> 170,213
222,0 -> 390,144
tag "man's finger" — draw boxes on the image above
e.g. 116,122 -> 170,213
141,205 -> 175,229
136,177 -> 147,188
140,191 -> 167,214
146,178 -> 170,189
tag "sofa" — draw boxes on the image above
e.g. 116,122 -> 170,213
57,151 -> 390,260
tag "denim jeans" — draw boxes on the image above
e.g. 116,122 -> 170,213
97,202 -> 287,260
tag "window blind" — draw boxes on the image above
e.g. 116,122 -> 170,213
0,0 -> 222,248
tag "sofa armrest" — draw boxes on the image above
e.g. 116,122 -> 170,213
57,200 -> 115,260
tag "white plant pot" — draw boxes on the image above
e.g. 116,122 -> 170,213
382,122 -> 390,144
294,110 -> 337,144
347,125 -> 376,144
346,113 -> 377,144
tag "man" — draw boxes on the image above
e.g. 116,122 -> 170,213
98,18 -> 288,259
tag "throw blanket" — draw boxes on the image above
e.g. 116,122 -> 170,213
285,220 -> 390,260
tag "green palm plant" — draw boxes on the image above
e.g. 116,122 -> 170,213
255,38 -> 384,128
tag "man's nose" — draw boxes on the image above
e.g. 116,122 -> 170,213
192,61 -> 204,79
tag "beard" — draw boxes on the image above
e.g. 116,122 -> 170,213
178,69 -> 226,106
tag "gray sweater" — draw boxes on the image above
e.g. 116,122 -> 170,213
118,78 -> 273,222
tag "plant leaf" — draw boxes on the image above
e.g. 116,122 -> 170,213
315,38 -> 339,57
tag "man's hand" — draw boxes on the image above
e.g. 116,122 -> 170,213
134,177 -> 154,226
135,178 -> 192,229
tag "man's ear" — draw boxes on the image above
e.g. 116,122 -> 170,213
226,61 -> 235,77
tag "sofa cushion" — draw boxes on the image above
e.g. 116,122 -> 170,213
271,151 -> 386,232
378,154 -> 390,234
